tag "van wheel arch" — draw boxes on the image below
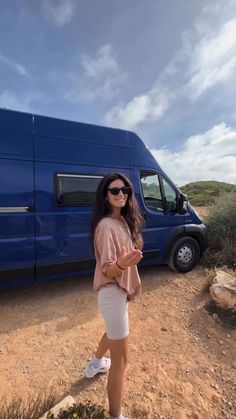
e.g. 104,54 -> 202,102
167,236 -> 200,273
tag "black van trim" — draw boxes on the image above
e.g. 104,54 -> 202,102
0,249 -> 161,284
0,267 -> 34,284
37,258 -> 96,277
184,224 -> 208,253
142,250 -> 160,260
37,249 -> 160,277
164,224 -> 208,261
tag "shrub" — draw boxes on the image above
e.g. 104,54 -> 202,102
203,192 -> 236,268
54,401 -> 108,418
180,180 -> 236,206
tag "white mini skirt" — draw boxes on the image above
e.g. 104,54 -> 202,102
98,285 -> 129,340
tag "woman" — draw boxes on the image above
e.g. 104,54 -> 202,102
84,172 -> 144,419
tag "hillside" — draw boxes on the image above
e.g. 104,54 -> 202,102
180,180 -> 236,206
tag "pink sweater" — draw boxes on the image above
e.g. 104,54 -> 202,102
93,217 -> 141,297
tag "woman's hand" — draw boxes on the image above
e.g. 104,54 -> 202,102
117,246 -> 143,269
105,247 -> 143,278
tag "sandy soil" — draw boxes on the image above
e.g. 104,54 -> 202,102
0,266 -> 235,419
193,206 -> 209,220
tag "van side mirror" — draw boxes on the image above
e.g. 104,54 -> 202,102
177,194 -> 188,214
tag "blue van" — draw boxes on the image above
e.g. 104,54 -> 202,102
0,108 -> 207,288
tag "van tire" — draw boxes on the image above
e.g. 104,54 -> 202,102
168,237 -> 200,273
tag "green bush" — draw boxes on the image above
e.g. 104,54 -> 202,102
180,180 -> 236,206
203,192 -> 236,268
54,401 -> 108,418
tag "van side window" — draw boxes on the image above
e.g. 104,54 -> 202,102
56,174 -> 102,205
140,173 -> 163,212
161,177 -> 177,212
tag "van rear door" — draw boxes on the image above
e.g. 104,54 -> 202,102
0,110 -> 35,287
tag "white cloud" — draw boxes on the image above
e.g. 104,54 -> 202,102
0,91 -> 48,113
157,15 -> 236,100
151,123 -> 236,186
187,18 -> 236,98
0,52 -> 29,78
81,45 -> 119,79
105,7 -> 236,129
41,0 -> 77,26
0,91 -> 30,112
105,86 -> 172,129
66,44 -> 126,103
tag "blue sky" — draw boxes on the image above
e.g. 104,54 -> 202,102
0,0 -> 236,186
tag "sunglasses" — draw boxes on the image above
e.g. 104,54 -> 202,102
107,186 -> 132,196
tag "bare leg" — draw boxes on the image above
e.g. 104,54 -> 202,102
107,336 -> 129,417
95,332 -> 110,358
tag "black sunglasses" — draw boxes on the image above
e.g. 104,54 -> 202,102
107,187 -> 132,196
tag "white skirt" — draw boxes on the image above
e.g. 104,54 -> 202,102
98,285 -> 129,340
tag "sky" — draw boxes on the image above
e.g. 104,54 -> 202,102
0,0 -> 236,186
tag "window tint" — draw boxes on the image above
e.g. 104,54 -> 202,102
57,174 -> 102,205
140,173 -> 163,211
161,177 -> 177,212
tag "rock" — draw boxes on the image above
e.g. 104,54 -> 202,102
196,301 -> 207,310
39,396 -> 75,419
161,326 -> 168,331
209,270 -> 236,311
232,362 -> 236,369
211,383 -> 219,390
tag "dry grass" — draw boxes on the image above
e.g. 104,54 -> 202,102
0,391 -> 58,419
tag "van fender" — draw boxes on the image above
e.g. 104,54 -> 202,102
164,223 -> 207,262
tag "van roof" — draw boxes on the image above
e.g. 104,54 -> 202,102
0,107 -> 161,169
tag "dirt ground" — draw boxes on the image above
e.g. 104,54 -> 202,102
0,265 -> 236,419
193,207 -> 210,220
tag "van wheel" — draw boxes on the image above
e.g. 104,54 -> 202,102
168,237 -> 200,273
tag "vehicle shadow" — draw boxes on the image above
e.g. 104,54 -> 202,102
0,274 -> 97,333
0,265 -> 184,334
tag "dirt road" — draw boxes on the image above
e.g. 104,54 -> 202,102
0,266 -> 235,418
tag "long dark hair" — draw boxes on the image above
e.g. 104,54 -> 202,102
90,173 -> 144,250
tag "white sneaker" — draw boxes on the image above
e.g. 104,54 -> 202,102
84,357 -> 111,378
109,416 -> 129,419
